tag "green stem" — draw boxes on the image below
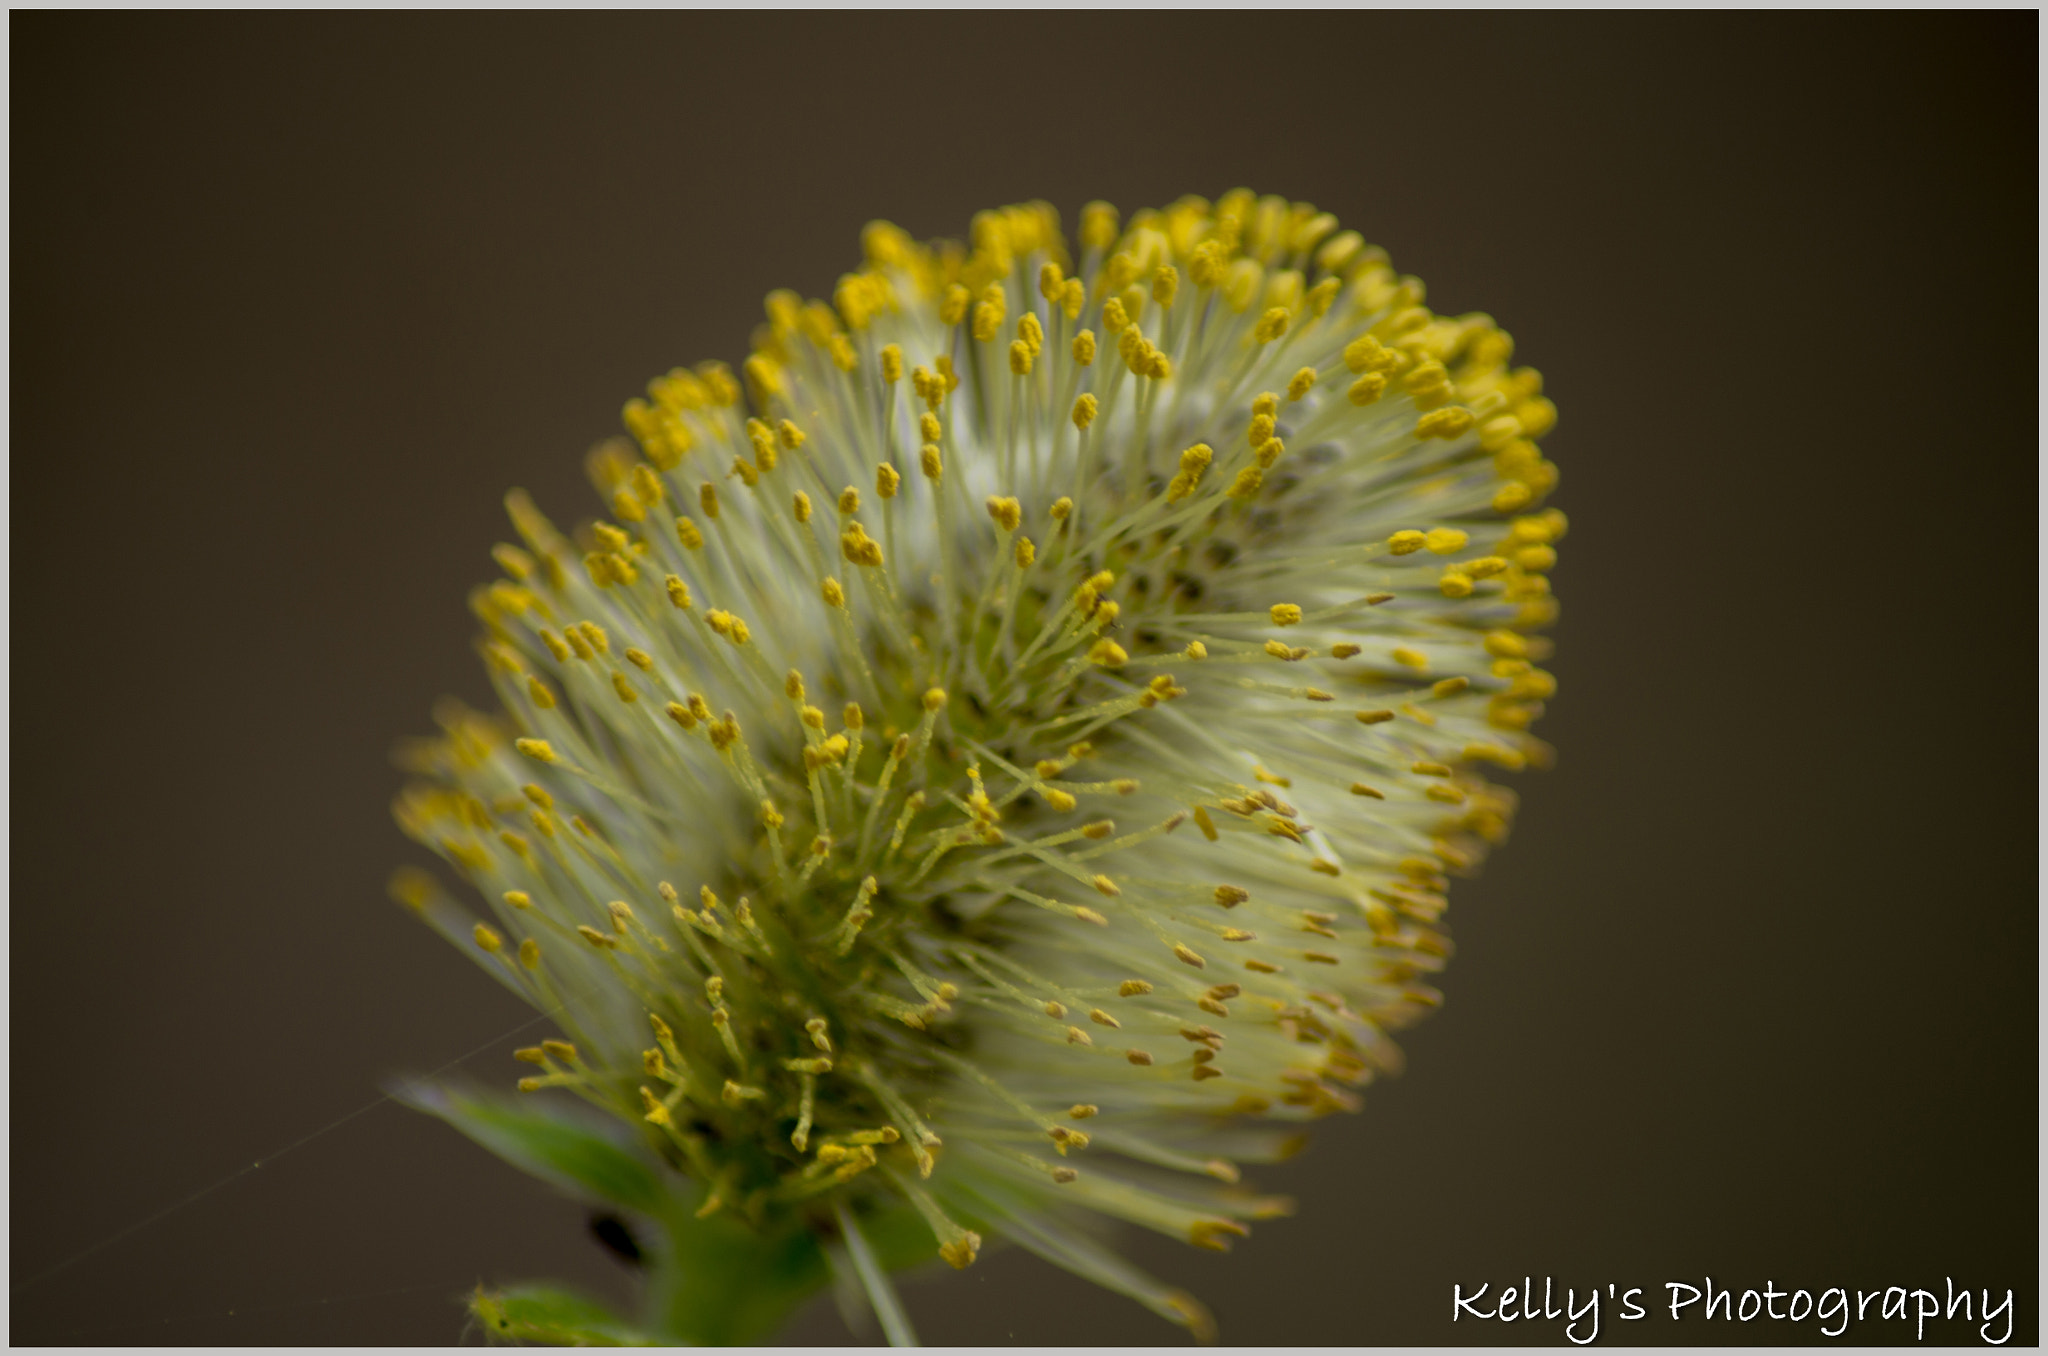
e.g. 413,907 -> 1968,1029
645,1207 -> 830,1346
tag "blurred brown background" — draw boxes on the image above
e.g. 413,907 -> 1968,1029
11,12 -> 2036,1347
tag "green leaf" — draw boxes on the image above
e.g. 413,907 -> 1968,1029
398,1081 -> 667,1216
470,1283 -> 658,1346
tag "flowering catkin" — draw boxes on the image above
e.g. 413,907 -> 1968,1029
392,191 -> 1563,1337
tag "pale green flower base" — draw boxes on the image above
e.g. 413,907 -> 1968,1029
407,1085 -> 938,1345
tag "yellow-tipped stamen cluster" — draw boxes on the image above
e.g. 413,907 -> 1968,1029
394,191 -> 1562,1338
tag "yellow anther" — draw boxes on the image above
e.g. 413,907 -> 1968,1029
940,283 -> 970,326
1228,466 -> 1263,500
984,496 -> 1021,533
777,419 -> 805,451
1331,643 -> 1361,658
1089,1008 -> 1120,1029
1348,373 -> 1387,406
880,344 -> 903,383
874,463 -> 900,500
1411,761 -> 1453,777
1287,367 -> 1317,401
515,738 -> 557,763
840,702 -> 864,731
472,922 -> 502,953
1009,339 -> 1033,376
1050,496 -> 1073,522
972,296 -> 1005,343
1484,630 -> 1528,658
577,925 -> 613,949
687,694 -> 712,722
1425,528 -> 1469,554
1044,788 -> 1076,812
793,491 -> 812,522
658,575 -> 691,611
840,522 -> 884,567
611,670 -> 638,702
1465,556 -> 1510,579
1269,603 -> 1304,627
518,938 -> 541,969
1357,708 -> 1395,725
1517,396 -> 1558,437
1351,783 -> 1385,798
1345,334 -> 1396,372
1014,536 -> 1036,568
1080,200 -> 1119,250
920,444 -> 943,479
1392,646 -> 1429,669
1088,639 -> 1128,667
1164,442 -> 1213,502
665,701 -> 697,730
1091,874 -> 1120,897
918,411 -> 942,444
1440,573 -> 1474,598
1416,407 -> 1476,440
838,485 -> 861,516
1038,260 -> 1065,300
1388,529 -> 1426,555
1152,264 -> 1179,309
1517,544 -> 1557,571
1254,307 -> 1290,343
676,516 -> 705,550
1060,277 -> 1085,319
631,462 -> 665,508
699,482 -> 719,519
625,648 -> 653,672
1072,393 -> 1098,430
1254,438 -> 1284,469
1072,329 -> 1096,366
821,577 -> 846,608
1018,311 -> 1043,355
1101,296 -> 1129,334
1433,676 -> 1470,697
922,687 -> 949,712
1403,360 -> 1450,396
524,676 -> 556,710
1174,944 -> 1207,969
